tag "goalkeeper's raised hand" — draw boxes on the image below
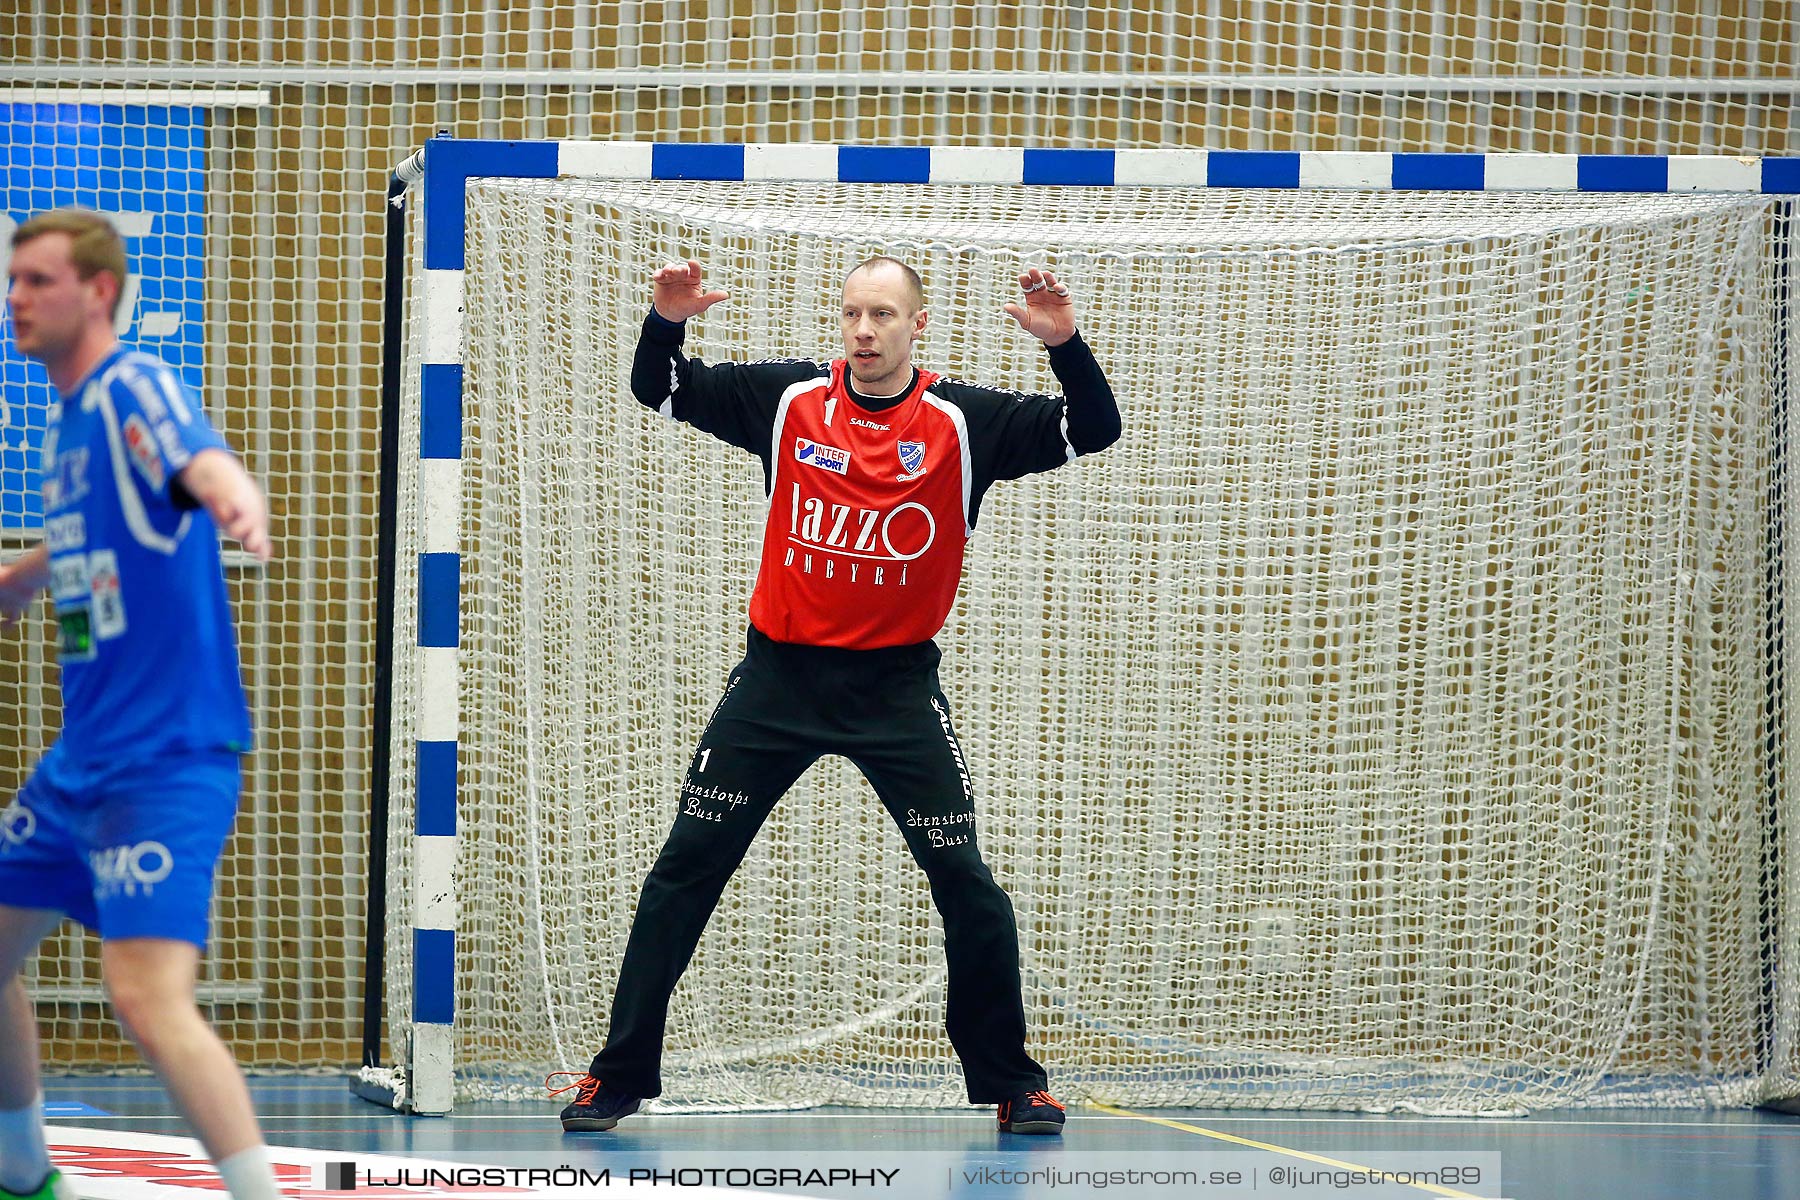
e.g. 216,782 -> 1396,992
651,259 -> 731,323
1002,267 -> 1077,347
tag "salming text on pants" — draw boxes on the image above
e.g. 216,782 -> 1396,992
589,625 -> 1049,1102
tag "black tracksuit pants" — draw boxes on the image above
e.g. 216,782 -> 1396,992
588,626 -> 1048,1103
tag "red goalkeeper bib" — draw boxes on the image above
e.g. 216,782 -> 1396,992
748,361 -> 972,649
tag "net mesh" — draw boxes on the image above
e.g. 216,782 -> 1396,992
386,178 -> 1797,1113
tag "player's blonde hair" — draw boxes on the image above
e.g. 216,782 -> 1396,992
12,208 -> 129,319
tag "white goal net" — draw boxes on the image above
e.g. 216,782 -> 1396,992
387,177 -> 1798,1114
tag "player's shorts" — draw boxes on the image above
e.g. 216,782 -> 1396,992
0,746 -> 241,947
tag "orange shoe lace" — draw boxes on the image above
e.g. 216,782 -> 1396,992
1025,1090 -> 1065,1110
546,1071 -> 602,1105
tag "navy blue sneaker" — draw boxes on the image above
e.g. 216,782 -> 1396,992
998,1089 -> 1066,1134
549,1072 -> 642,1131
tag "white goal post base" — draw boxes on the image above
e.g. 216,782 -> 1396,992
373,142 -> 1800,1116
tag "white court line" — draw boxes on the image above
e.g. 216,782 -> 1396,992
50,1106 -> 1799,1131
1094,1103 -> 1484,1200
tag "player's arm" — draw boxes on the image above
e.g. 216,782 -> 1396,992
936,344 -> 1119,489
0,544 -> 50,628
629,259 -> 825,454
940,269 -> 1121,491
107,358 -> 271,562
1003,266 -> 1121,461
176,449 -> 273,563
1043,331 -> 1121,457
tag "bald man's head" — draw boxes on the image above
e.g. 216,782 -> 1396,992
844,256 -> 924,312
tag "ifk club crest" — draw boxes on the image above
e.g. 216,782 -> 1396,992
898,440 -> 926,475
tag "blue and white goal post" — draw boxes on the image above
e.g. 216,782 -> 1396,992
361,140 -> 1799,1117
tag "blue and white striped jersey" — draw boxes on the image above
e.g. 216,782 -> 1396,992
39,346 -> 251,778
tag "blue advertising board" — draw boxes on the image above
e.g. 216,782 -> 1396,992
0,103 -> 209,530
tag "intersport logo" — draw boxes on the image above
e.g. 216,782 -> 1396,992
794,437 -> 850,475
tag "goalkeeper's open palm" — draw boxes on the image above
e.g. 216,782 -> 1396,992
651,259 -> 730,322
1003,267 -> 1076,347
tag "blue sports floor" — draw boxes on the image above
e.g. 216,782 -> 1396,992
36,1076 -> 1800,1199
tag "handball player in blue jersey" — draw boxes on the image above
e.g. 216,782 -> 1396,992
0,211 -> 279,1200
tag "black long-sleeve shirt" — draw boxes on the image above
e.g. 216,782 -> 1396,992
629,309 -> 1121,531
